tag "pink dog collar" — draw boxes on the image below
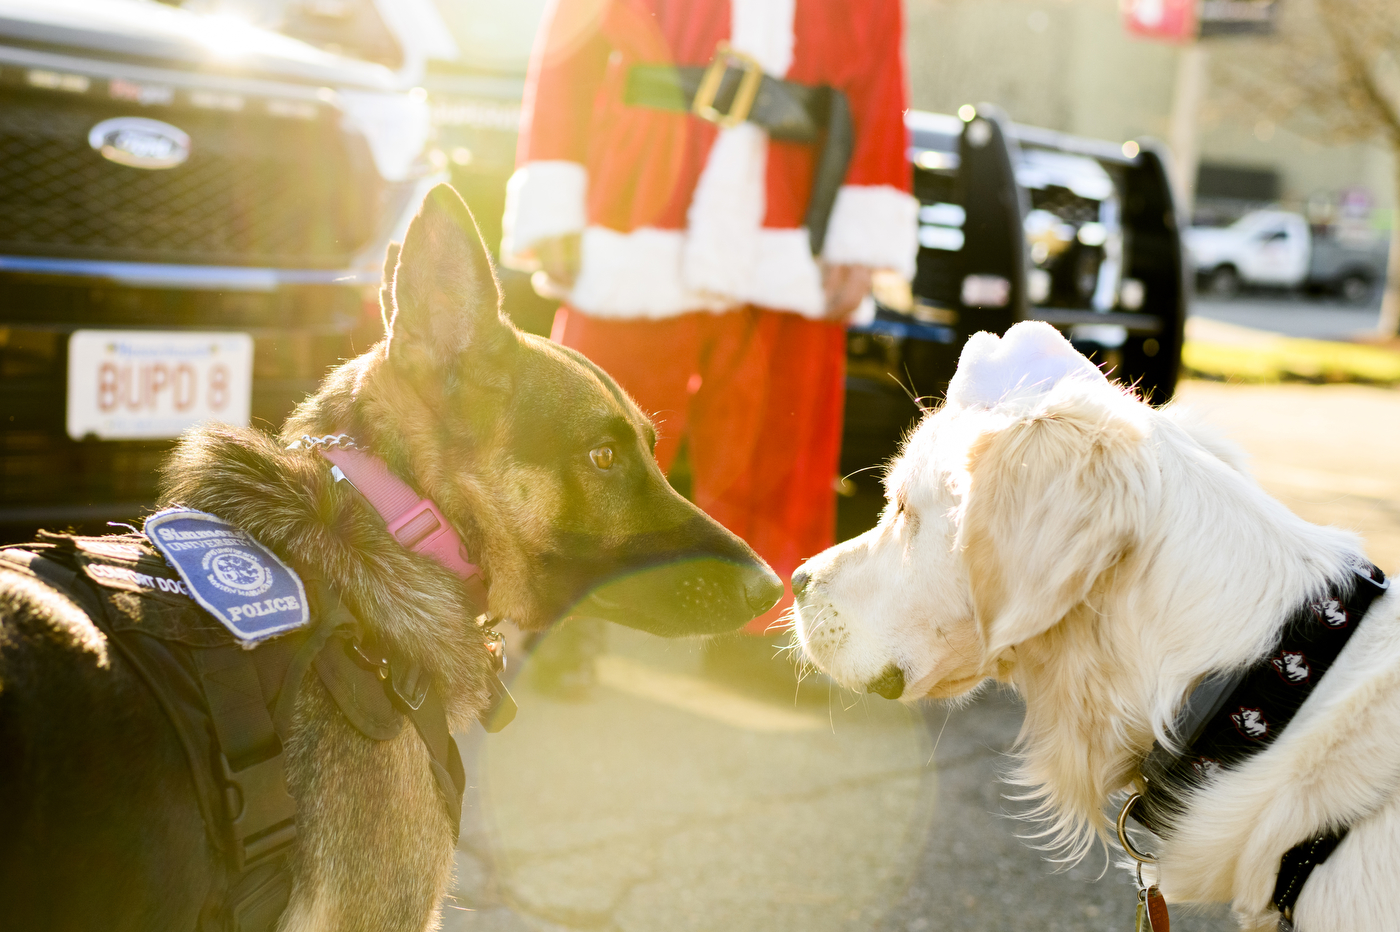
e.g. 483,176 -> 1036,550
289,432 -> 513,731
312,439 -> 480,580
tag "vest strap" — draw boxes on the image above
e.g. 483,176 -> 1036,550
192,647 -> 297,872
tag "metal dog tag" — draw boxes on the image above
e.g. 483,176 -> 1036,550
1135,900 -> 1151,932
1134,885 -> 1169,932
482,673 -> 517,733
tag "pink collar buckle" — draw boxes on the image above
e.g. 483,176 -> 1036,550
385,496 -> 478,578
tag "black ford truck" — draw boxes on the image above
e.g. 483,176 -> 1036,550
0,0 -> 440,537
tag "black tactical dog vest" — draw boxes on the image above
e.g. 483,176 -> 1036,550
0,533 -> 466,932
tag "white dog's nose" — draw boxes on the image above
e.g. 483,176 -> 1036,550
790,567 -> 811,598
865,664 -> 905,700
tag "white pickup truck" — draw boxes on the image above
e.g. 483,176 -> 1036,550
1186,209 -> 1390,303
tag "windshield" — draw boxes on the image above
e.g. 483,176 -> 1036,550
428,0 -> 547,73
178,0 -> 402,67
1231,210 -> 1292,234
174,0 -> 549,74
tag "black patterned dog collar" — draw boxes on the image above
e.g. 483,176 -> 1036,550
1128,559 -> 1388,923
1134,559 -> 1389,834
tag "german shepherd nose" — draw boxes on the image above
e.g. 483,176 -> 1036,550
747,567 -> 784,614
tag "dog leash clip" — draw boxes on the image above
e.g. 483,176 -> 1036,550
348,636 -> 429,711
1118,794 -> 1170,931
484,628 -> 507,673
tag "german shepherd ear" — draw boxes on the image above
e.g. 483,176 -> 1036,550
957,391 -> 1156,659
378,241 -> 401,335
386,184 -> 509,371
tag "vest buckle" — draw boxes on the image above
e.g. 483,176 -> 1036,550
220,752 -> 298,871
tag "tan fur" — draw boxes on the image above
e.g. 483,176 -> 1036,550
278,687 -> 453,932
0,569 -> 110,669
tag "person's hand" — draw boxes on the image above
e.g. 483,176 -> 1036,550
821,263 -> 874,321
534,233 -> 581,290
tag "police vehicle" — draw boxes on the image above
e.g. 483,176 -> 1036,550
0,0 -> 440,538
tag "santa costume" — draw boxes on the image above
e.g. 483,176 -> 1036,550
502,0 -> 917,629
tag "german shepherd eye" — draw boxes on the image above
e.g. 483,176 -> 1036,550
589,446 -> 615,470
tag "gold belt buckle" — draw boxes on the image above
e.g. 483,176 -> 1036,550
692,41 -> 763,129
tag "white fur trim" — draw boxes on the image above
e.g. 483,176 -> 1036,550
946,321 -> 1108,409
525,0 -> 824,318
680,121 -> 824,315
737,227 -> 824,314
570,227 -> 727,318
568,225 -> 827,319
499,160 -> 588,269
683,123 -> 770,303
821,184 -> 920,279
731,0 -> 795,75
665,0 -> 818,315
849,294 -> 877,327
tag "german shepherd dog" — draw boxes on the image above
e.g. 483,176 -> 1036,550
0,185 -> 782,932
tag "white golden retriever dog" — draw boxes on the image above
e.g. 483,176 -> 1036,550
792,322 -> 1398,931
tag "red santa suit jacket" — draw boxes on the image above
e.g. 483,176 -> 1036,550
501,0 -> 918,320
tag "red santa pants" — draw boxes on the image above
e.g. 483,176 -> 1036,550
552,305 -> 846,632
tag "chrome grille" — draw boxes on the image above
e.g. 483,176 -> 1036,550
0,95 -> 380,268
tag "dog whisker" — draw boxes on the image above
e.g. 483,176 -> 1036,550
926,705 -> 952,766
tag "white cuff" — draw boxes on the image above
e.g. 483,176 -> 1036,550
499,160 -> 588,270
820,184 -> 919,280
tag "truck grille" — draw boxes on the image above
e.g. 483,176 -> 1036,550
0,94 -> 381,268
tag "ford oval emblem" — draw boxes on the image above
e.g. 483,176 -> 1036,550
88,117 -> 190,170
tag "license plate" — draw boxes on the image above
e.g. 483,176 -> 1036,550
66,330 -> 254,440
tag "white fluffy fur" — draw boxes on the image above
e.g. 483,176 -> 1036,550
793,323 -> 1399,930
568,225 -> 830,319
499,160 -> 588,266
821,184 -> 920,279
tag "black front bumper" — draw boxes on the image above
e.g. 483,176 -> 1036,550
0,272 -> 382,536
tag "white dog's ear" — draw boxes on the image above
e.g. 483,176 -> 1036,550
958,393 -> 1154,658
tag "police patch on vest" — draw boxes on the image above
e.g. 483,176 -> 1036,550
145,508 -> 309,643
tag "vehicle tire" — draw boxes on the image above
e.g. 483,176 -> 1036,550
1339,272 -> 1373,305
1205,266 -> 1240,299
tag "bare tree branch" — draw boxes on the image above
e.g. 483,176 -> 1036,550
1210,0 -> 1400,336
1317,0 -> 1400,142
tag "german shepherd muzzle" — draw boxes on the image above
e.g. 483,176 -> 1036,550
0,185 -> 782,932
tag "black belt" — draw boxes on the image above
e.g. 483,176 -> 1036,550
625,43 -> 853,255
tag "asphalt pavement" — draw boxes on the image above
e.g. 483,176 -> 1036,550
1189,292 -> 1383,340
445,628 -> 1238,932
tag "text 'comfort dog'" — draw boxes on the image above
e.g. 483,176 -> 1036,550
792,321 -> 1396,932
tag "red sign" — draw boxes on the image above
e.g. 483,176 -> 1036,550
1122,0 -> 1198,41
